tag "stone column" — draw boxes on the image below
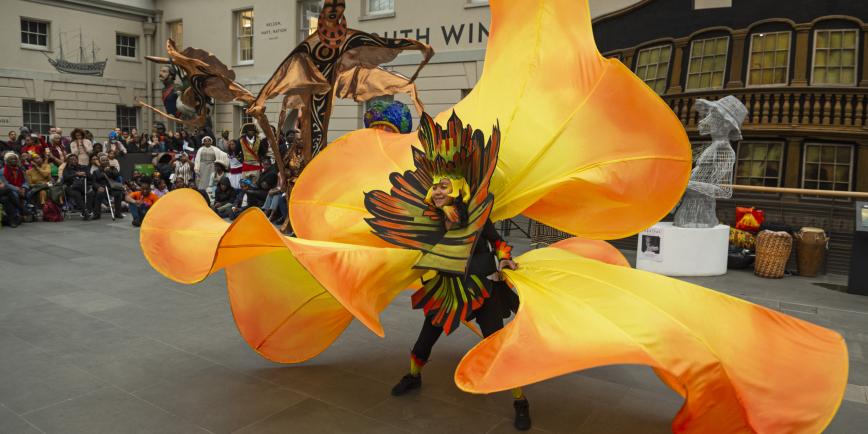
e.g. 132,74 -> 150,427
726,29 -> 748,88
622,48 -> 636,71
143,19 -> 157,132
783,137 -> 805,200
860,25 -> 868,87
666,38 -> 690,94
857,142 -> 868,193
792,24 -> 812,87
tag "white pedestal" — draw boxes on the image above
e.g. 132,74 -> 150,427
635,222 -> 729,277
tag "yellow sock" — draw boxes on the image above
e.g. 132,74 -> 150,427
409,356 -> 424,376
511,387 -> 524,400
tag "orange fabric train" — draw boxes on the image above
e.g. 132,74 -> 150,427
140,0 -> 848,432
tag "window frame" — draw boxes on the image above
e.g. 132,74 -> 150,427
633,44 -> 672,94
115,33 -> 139,60
167,20 -> 183,48
298,0 -> 321,44
746,31 -> 792,88
801,142 -> 854,201
366,0 -> 395,16
116,106 -> 139,133
237,105 -> 254,130
235,9 -> 255,66
685,36 -> 730,91
20,18 -> 50,51
22,100 -> 53,135
734,141 -> 785,188
810,28 -> 859,87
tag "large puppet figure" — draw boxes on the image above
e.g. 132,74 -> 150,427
246,0 -> 433,160
139,40 -> 254,129
140,1 -> 848,433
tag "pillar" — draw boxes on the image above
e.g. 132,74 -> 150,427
792,24 -> 812,87
726,29 -> 748,88
666,38 -> 690,94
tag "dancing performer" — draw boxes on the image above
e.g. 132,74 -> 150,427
237,124 -> 265,182
362,112 -> 530,429
140,1 -> 847,433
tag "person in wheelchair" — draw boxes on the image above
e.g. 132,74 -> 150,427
91,153 -> 125,220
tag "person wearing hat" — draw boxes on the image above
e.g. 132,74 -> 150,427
194,136 -> 229,191
236,123 -> 266,182
216,130 -> 231,152
674,95 -> 747,228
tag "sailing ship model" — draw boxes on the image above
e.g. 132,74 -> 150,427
45,29 -> 107,76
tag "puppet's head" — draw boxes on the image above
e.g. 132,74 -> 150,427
318,0 -> 348,50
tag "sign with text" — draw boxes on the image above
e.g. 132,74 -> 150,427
371,22 -> 489,50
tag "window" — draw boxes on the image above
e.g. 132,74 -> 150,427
238,105 -> 254,128
168,20 -> 183,48
116,106 -> 138,132
802,144 -> 853,196
694,0 -> 732,9
20,18 -> 49,49
735,142 -> 784,187
367,0 -> 394,15
812,29 -> 858,86
299,1 -> 321,43
116,34 -> 137,59
686,36 -> 729,90
22,100 -> 52,134
634,45 -> 671,94
747,31 -> 790,86
236,9 -> 254,64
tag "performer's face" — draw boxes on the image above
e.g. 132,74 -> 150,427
322,0 -> 345,21
159,66 -> 171,83
431,178 -> 454,208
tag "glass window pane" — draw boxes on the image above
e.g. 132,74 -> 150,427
806,146 -> 820,162
764,35 -> 776,50
701,59 -> 713,72
830,32 -> 842,49
700,73 -> 711,88
775,51 -> 788,67
774,68 -> 787,84
750,70 -> 762,85
777,33 -> 790,50
813,68 -> 826,83
815,50 -> 827,66
821,146 -> 835,161
816,31 -> 829,49
636,66 -> 647,78
716,38 -> 728,54
661,47 -> 671,62
843,31 -> 857,49
711,72 -> 724,87
751,143 -> 768,159
687,74 -> 700,89
829,50 -> 841,67
841,68 -> 855,84
842,50 -> 856,67
819,181 -> 833,190
649,49 -> 660,63
713,55 -> 725,70
762,69 -> 774,84
804,181 -> 819,190
805,162 -> 819,178
638,50 -> 650,65
827,68 -> 840,84
689,58 -> 701,73
836,146 -> 851,163
834,166 -> 849,182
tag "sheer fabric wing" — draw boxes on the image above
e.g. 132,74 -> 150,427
454,242 -> 848,434
140,189 -> 422,363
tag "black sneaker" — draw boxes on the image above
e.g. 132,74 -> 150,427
391,374 -> 422,396
514,398 -> 531,431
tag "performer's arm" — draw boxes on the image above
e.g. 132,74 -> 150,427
481,220 -> 517,270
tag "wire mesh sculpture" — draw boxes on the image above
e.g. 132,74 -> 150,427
674,96 -> 748,228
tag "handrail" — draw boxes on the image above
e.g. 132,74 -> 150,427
725,184 -> 868,199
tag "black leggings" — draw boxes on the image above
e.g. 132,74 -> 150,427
411,294 -> 504,362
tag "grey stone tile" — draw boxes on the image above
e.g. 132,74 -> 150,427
849,360 -> 868,386
824,400 -> 868,434
45,290 -> 129,314
843,384 -> 868,404
0,403 -> 41,434
364,392 -> 504,434
133,365 -> 305,434
484,419 -> 550,434
255,365 -> 392,413
235,398 -> 408,434
577,387 -> 681,434
23,387 -> 207,434
0,357 -> 106,414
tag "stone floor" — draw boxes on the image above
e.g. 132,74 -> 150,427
0,218 -> 866,433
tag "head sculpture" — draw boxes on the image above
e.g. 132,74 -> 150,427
317,0 -> 348,49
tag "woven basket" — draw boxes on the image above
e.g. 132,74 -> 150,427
754,230 -> 793,278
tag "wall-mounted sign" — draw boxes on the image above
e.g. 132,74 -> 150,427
371,22 -> 489,49
261,21 -> 288,41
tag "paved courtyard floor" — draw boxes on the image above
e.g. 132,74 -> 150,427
1,218 -> 867,433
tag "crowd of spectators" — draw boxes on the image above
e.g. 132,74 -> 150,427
0,122 -> 305,230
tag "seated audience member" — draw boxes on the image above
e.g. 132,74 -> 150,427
21,135 -> 44,157
152,178 -> 169,198
2,152 -> 29,209
173,177 -> 187,191
0,155 -> 25,227
106,150 -> 121,171
230,177 -> 266,219
45,133 -> 67,173
106,131 -> 127,156
125,177 -> 159,227
153,153 -> 174,184
25,154 -> 52,206
92,154 -> 125,219
61,154 -> 94,220
88,155 -> 101,175
212,177 -> 236,218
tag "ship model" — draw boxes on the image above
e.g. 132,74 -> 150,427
44,29 -> 107,76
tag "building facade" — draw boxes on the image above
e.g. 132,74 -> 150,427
0,0 -> 637,140
594,0 -> 868,273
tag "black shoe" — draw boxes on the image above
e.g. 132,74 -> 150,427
514,398 -> 531,431
91,212 -> 101,220
132,219 -> 142,227
391,374 -> 422,396
82,212 -> 91,221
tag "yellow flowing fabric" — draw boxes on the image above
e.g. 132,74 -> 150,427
290,0 -> 690,244
455,241 -> 847,433
140,0 -> 848,432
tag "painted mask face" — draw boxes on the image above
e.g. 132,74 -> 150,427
317,0 -> 347,49
430,178 -> 454,208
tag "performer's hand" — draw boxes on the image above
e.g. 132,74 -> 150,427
499,259 -> 518,271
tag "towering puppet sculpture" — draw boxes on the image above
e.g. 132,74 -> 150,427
140,1 -> 848,433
